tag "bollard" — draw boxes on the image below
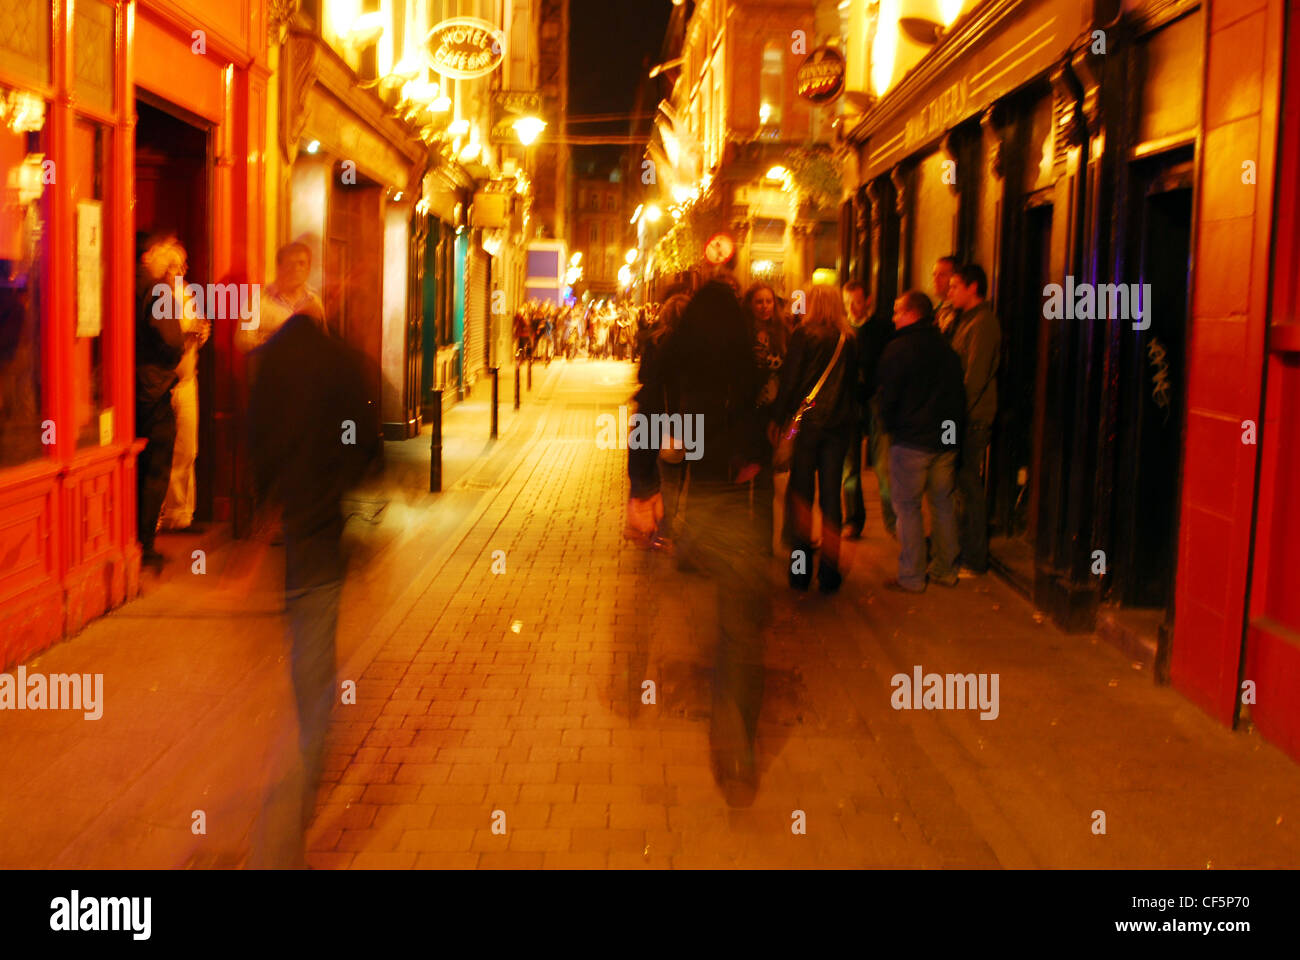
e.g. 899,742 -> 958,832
514,363 -> 521,411
429,389 -> 443,493
527,354 -> 533,391
490,367 -> 499,439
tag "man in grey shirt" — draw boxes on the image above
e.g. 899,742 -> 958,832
948,263 -> 1000,575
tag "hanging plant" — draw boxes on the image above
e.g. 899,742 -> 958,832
784,146 -> 842,214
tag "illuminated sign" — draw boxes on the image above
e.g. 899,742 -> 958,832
796,47 -> 846,104
425,17 -> 506,80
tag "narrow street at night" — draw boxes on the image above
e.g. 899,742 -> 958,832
3,360 -> 1297,871
3,0 -> 1300,942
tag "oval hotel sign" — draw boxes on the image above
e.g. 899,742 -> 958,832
425,17 -> 506,80
796,46 -> 846,104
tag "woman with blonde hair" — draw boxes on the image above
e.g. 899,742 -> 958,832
772,283 -> 858,592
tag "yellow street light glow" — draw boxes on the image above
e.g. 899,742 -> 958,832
448,118 -> 470,136
625,248 -> 638,264
759,102 -> 772,124
430,96 -> 452,113
940,0 -> 964,26
630,203 -> 644,224
645,204 -> 662,222
570,252 -> 583,266
765,165 -> 789,181
873,0 -> 901,97
671,185 -> 692,203
513,116 -> 547,146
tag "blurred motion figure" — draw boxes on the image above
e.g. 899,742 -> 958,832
247,312 -> 380,867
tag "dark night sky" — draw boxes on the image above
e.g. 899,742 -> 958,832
568,0 -> 674,174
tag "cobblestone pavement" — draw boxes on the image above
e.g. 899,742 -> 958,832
301,361 -> 1300,869
2,359 -> 1297,869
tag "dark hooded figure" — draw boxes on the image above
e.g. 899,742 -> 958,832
247,312 -> 380,867
627,279 -> 770,806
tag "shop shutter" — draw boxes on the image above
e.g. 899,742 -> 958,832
465,244 -> 489,384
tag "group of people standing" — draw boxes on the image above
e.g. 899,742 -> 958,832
627,255 -> 1001,596
133,238 -> 325,571
624,260 -> 1000,802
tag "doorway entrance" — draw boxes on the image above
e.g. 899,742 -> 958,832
133,95 -> 212,523
1111,150 -> 1194,612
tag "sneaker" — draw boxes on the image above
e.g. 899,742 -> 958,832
957,566 -> 986,579
930,573 -> 959,588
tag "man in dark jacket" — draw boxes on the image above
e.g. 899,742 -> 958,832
948,263 -> 1000,574
874,291 -> 966,593
247,312 -> 380,867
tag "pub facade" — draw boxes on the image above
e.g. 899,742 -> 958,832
843,0 -> 1300,760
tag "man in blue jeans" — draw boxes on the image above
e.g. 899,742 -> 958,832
874,291 -> 967,593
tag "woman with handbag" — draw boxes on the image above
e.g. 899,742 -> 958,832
772,284 -> 858,593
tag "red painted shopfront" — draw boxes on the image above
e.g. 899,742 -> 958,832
1171,0 -> 1300,761
0,0 -> 268,669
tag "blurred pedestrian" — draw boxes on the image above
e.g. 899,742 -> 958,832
841,280 -> 870,540
874,291 -> 965,592
626,280 -> 768,806
238,241 -> 324,355
743,281 -> 788,556
247,312 -> 380,868
135,234 -> 186,572
773,285 -> 858,593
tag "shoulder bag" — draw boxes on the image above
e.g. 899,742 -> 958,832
772,332 -> 845,472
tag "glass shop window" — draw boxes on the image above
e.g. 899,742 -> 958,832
71,118 -> 113,449
760,43 -> 783,129
0,87 -> 48,468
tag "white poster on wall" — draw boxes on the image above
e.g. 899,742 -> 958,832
76,199 -> 103,338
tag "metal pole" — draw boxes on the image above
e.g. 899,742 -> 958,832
490,367 -> 499,439
514,362 -> 521,411
429,389 -> 443,493
527,353 -> 533,391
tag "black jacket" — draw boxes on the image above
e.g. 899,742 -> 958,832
774,324 -> 858,436
628,283 -> 763,497
855,313 -> 895,420
135,287 -> 183,410
873,319 -> 966,453
249,314 -> 381,587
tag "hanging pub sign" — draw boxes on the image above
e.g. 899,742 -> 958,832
425,17 -> 506,80
796,46 -> 846,104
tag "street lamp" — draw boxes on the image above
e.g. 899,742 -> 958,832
513,116 -> 547,146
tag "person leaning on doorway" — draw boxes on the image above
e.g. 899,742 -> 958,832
158,241 -> 210,533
